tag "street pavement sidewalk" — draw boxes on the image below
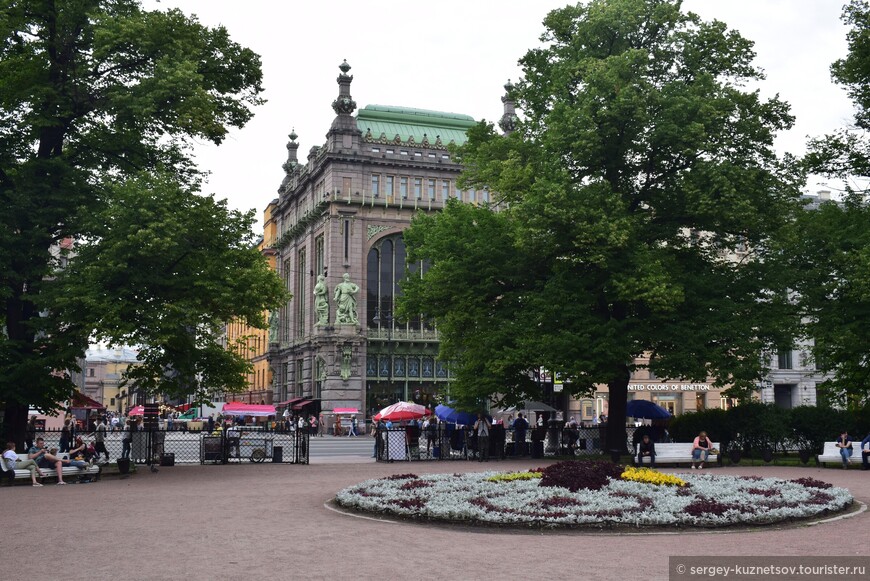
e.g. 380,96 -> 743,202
3,461 -> 867,581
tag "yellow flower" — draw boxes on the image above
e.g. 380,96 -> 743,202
620,466 -> 687,487
485,471 -> 543,483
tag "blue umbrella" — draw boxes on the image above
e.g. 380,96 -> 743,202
626,399 -> 672,420
435,404 -> 482,426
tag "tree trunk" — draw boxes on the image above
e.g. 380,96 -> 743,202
605,365 -> 630,461
3,400 -> 29,452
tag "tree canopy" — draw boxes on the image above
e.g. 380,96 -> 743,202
786,196 -> 870,407
0,0 -> 283,444
795,0 -> 870,406
400,0 -> 803,451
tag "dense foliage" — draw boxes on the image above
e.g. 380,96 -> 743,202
0,0 -> 284,445
796,0 -> 870,406
401,0 -> 802,453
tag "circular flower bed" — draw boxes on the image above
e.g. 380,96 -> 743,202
335,462 -> 853,529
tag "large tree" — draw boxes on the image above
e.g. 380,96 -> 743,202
400,0 -> 802,454
54,172 -> 287,402
786,196 -> 870,407
796,0 -> 870,406
0,0 -> 281,445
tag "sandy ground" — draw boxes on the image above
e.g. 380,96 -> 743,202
4,460 -> 868,581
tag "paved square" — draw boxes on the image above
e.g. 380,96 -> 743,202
4,461 -> 868,580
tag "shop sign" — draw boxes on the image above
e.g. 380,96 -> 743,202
628,383 -> 710,392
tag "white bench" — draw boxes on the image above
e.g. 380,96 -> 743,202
635,442 -> 720,466
1,452 -> 101,483
817,441 -> 869,467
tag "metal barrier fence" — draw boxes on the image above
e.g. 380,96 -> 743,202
374,425 -> 639,462
31,427 -> 309,465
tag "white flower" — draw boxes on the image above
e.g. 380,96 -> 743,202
334,470 -> 852,528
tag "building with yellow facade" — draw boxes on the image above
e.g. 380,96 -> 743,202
222,201 -> 279,404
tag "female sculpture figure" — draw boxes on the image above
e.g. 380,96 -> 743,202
314,275 -> 329,326
333,273 -> 360,325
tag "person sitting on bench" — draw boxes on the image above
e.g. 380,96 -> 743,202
4,441 -> 45,486
28,437 -> 87,485
636,434 -> 656,468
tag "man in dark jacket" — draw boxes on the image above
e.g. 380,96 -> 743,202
636,434 -> 656,468
512,413 -> 529,456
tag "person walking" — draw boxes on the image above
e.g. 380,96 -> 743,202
122,419 -> 134,459
59,420 -> 72,453
474,413 -> 491,462
25,416 -> 37,451
512,413 -> 528,456
93,418 -> 110,463
348,415 -> 358,437
318,413 -> 325,437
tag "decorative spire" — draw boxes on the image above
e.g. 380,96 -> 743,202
282,127 -> 299,173
499,79 -> 519,134
331,59 -> 357,116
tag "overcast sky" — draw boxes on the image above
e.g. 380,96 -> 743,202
146,0 -> 856,230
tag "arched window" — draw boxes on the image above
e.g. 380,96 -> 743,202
366,235 -> 428,330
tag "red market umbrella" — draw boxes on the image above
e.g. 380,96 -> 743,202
373,401 -> 428,422
128,405 -> 144,416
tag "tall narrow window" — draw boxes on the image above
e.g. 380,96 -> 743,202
400,177 -> 408,199
283,259 -> 292,343
455,188 -> 463,201
442,180 -> 450,200
371,174 -> 380,198
414,178 -> 422,200
295,359 -> 304,397
314,235 -> 324,277
386,176 -> 394,197
344,219 -> 350,261
778,350 -> 793,370
481,188 -> 490,203
296,248 -> 306,338
367,246 -> 379,328
379,239 -> 394,324
468,188 -> 476,203
315,358 -> 324,399
367,235 -> 428,333
428,179 -> 436,200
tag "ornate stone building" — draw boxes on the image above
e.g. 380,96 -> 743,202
268,61 -> 497,418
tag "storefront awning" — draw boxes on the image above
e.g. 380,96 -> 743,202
221,402 -> 277,417
71,390 -> 105,410
333,407 -> 359,415
292,399 -> 313,410
275,397 -> 305,408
